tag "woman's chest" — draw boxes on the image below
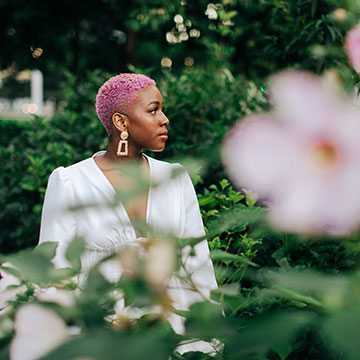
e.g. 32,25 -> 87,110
103,170 -> 149,225
71,173 -> 184,248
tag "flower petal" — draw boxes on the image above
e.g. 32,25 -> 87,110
222,115 -> 303,197
269,71 -> 340,134
345,24 -> 360,73
10,304 -> 69,360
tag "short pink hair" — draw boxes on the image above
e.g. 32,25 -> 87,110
95,73 -> 156,135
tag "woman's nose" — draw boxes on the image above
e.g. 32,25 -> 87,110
160,112 -> 170,125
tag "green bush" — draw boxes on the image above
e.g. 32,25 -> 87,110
0,119 -> 30,147
1,177 -> 360,360
0,71 -> 108,253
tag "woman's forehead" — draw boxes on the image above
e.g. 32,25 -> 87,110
134,85 -> 163,106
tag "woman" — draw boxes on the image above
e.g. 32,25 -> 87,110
39,73 -> 218,353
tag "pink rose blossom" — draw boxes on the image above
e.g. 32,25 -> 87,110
222,70 -> 360,235
345,24 -> 360,73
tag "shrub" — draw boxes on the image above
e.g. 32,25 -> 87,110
0,119 -> 30,148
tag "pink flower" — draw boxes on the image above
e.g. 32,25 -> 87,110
10,304 -> 69,360
222,70 -> 360,235
345,24 -> 360,73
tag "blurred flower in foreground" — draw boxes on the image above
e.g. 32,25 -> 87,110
222,70 -> 360,235
0,264 -> 26,311
345,24 -> 360,73
10,304 -> 69,360
37,286 -> 75,307
144,238 -> 176,290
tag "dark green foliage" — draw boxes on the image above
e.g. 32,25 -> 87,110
0,71 -> 109,253
197,178 -> 360,359
0,119 -> 29,147
159,69 -> 267,159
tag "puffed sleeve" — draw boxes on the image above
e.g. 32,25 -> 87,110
180,170 -> 218,300
39,167 -> 76,268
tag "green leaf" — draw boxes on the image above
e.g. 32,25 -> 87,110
272,344 -> 293,360
227,311 -> 316,359
311,0 -> 319,18
206,206 -> 267,237
210,249 -> 258,267
33,242 -> 58,261
183,301 -> 230,340
65,237 -> 86,271
242,188 -> 258,207
0,264 -> 22,278
219,179 -> 230,191
322,309 -> 360,360
42,327 -> 175,360
5,249 -> 56,285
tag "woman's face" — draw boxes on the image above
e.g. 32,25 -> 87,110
126,85 -> 169,152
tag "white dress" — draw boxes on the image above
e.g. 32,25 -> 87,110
39,151 -> 218,353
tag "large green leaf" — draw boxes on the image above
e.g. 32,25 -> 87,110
65,237 -> 86,272
5,249 -> 56,285
225,311 -> 316,359
322,309 -> 360,360
41,327 -> 175,360
33,241 -> 58,261
210,249 -> 258,267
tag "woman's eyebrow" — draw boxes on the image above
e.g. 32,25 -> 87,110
147,100 -> 161,106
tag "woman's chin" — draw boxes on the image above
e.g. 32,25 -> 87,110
146,140 -> 166,152
149,146 -> 165,152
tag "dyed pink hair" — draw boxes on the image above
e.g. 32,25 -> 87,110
95,73 -> 156,135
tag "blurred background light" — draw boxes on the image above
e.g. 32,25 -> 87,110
27,103 -> 38,114
189,29 -> 200,38
161,57 -> 172,68
179,32 -> 189,41
32,48 -> 43,59
184,57 -> 194,67
176,23 -> 186,32
16,70 -> 32,81
166,32 -> 177,44
205,4 -> 218,20
174,14 -> 184,23
112,30 -> 127,45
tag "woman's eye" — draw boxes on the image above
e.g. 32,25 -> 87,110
150,108 -> 157,114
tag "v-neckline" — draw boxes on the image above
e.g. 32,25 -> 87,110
91,151 -> 152,238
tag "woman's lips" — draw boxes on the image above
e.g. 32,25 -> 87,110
159,131 -> 168,140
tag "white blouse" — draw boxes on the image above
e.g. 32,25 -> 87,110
39,151 -> 218,352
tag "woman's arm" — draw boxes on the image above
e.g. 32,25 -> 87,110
39,167 -> 76,268
180,170 -> 218,300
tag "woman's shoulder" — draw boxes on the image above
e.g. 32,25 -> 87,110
48,155 -> 95,183
145,154 -> 182,169
145,155 -> 190,187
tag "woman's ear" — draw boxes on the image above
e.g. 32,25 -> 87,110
112,112 -> 128,132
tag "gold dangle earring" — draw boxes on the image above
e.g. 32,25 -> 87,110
117,131 -> 129,156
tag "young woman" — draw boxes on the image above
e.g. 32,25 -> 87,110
39,73 -> 218,353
